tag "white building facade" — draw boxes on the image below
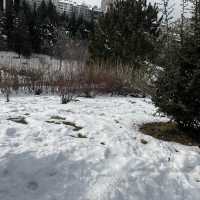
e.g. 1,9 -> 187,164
57,0 -> 74,15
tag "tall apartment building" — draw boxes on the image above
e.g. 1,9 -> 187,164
57,0 -> 73,15
73,3 -> 91,20
56,0 -> 102,21
0,0 -> 102,21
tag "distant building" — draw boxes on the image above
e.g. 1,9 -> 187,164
73,3 -> 91,20
56,0 -> 102,21
57,0 -> 74,16
0,0 -> 102,21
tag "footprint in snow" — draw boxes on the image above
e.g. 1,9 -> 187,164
27,181 -> 39,191
6,128 -> 17,137
104,148 -> 111,159
12,142 -> 20,147
1,169 -> 9,177
34,137 -> 43,142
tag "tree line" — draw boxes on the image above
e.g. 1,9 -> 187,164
0,0 -> 95,57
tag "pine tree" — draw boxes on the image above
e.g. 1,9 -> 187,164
0,11 -> 7,50
153,0 -> 200,133
4,1 -> 15,50
47,0 -> 58,25
14,0 -> 21,14
53,28 -> 68,69
39,17 -> 57,55
12,11 -> 32,57
89,0 -> 161,65
28,2 -> 41,53
37,0 -> 48,22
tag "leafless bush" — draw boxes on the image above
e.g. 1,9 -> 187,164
76,61 -> 159,97
0,66 -> 17,102
77,62 -> 130,96
56,68 -> 77,104
0,54 -> 158,103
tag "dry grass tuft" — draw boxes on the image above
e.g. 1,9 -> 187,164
140,122 -> 200,146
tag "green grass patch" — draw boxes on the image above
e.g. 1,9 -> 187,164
140,122 -> 200,146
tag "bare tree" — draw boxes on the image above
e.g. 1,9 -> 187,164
53,28 -> 68,70
159,0 -> 175,48
56,67 -> 76,104
180,0 -> 189,45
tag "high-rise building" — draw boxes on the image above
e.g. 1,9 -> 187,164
74,2 -> 91,20
0,0 -> 102,21
57,0 -> 74,16
56,0 -> 101,21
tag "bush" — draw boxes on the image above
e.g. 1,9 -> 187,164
153,37 -> 200,133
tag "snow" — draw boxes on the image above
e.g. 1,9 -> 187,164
0,95 -> 199,200
0,51 -> 78,71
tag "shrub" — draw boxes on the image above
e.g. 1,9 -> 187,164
153,37 -> 200,133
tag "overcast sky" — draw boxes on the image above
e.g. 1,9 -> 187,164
84,0 -> 184,18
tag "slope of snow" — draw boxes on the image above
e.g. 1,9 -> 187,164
0,51 -> 60,68
0,51 -> 79,72
0,95 -> 199,200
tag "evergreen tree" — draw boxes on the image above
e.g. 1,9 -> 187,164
39,17 -> 57,55
53,28 -> 68,69
89,0 -> 161,65
153,0 -> 200,133
29,2 -> 41,53
12,11 -> 32,57
0,0 -> 95,55
37,0 -> 48,22
47,0 -> 58,25
68,12 -> 77,38
0,12 -> 7,50
14,0 -> 21,14
3,1 -> 15,50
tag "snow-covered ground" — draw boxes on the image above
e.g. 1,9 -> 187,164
0,51 -> 79,72
0,95 -> 199,200
0,51 -> 60,68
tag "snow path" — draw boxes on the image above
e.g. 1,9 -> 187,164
0,96 -> 199,200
